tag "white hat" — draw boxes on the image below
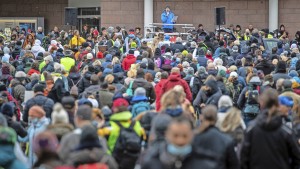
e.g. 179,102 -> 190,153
218,95 -> 233,108
51,103 -> 69,124
87,53 -> 93,60
230,72 -> 238,78
134,51 -> 140,57
87,98 -> 99,108
44,55 -> 53,62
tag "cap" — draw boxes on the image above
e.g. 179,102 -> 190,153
87,53 -> 93,60
230,72 -> 238,78
112,98 -> 129,109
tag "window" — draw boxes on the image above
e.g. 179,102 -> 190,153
77,7 -> 101,32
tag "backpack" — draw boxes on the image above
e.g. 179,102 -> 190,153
131,101 -> 151,118
226,81 -> 242,106
77,163 -> 108,169
112,121 -> 141,168
70,78 -> 82,96
126,81 -> 134,96
188,77 -> 200,100
243,85 -> 260,114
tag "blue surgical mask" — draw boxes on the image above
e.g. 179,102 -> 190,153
165,106 -> 183,117
29,117 -> 39,125
167,144 -> 192,157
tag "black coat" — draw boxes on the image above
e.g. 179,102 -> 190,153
241,112 -> 300,169
255,60 -> 274,75
23,93 -> 54,122
5,115 -> 27,137
192,126 -> 239,169
48,78 -> 68,103
67,72 -> 82,90
171,42 -> 185,53
41,61 -> 55,73
78,71 -> 93,94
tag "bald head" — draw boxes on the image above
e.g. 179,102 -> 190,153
207,63 -> 215,70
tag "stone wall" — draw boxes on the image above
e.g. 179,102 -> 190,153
0,0 -> 68,32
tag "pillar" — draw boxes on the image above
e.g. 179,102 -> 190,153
144,0 -> 153,38
269,0 -> 278,32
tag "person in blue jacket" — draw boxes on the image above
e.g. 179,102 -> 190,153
161,6 -> 175,33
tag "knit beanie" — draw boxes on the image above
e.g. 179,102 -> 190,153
51,103 -> 69,124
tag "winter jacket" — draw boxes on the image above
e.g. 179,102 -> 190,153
81,84 -> 101,98
41,61 -> 54,73
161,10 -> 175,29
12,45 -> 22,60
130,78 -> 156,103
32,152 -> 62,169
78,71 -> 93,93
272,73 -> 291,85
255,59 -> 274,75
18,117 -> 50,167
67,148 -> 118,169
4,115 -> 27,138
47,78 -> 68,103
113,64 -> 123,73
161,73 -> 192,101
36,32 -> 44,42
122,54 -> 136,71
98,89 -> 114,108
11,79 -> 25,105
69,35 -> 86,48
171,42 -> 185,53
0,145 -> 27,169
31,40 -> 45,57
98,111 -> 144,153
47,123 -> 74,141
241,112 -> 300,169
192,126 -> 239,169
23,93 -> 54,122
197,55 -> 208,67
60,57 -> 75,72
155,79 -> 168,111
102,54 -> 112,69
108,46 -> 121,57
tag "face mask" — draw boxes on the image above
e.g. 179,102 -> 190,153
167,144 -> 192,157
29,117 -> 39,125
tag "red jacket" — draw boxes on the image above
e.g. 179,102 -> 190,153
122,54 -> 136,71
27,69 -> 40,76
161,73 -> 192,102
155,79 -> 168,111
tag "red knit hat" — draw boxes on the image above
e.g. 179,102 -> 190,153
112,98 -> 129,109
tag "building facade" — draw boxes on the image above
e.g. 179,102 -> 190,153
0,0 -> 299,37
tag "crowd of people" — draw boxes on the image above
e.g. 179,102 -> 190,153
0,22 -> 300,169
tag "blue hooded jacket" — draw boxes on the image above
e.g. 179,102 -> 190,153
161,10 -> 175,29
102,54 -> 112,69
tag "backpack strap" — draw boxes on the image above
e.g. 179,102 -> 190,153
129,80 -> 134,90
75,77 -> 83,86
114,120 -> 136,130
70,79 -> 75,86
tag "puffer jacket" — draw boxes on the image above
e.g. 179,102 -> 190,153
23,93 -> 54,122
155,79 -> 168,111
130,78 -> 156,103
4,115 -> 27,137
102,54 -> 112,69
122,54 -> 136,71
0,145 -> 26,169
81,84 -> 101,98
78,71 -> 93,93
41,61 -> 55,73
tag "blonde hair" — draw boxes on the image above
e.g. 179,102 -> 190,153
112,57 -> 120,65
93,60 -> 102,67
160,89 -> 182,111
104,74 -> 114,84
127,70 -> 137,78
220,107 -> 242,132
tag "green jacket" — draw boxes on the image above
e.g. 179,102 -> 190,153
106,111 -> 144,153
60,57 -> 75,72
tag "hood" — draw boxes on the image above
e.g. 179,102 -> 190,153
126,54 -> 135,59
105,54 -> 112,61
34,39 -> 41,46
69,72 -> 81,80
113,64 -> 123,73
0,145 -> 15,166
256,110 -> 282,131
205,79 -> 219,94
169,73 -> 181,81
110,111 -> 132,121
71,148 -> 106,166
84,71 -> 93,80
